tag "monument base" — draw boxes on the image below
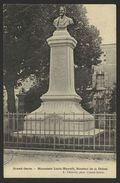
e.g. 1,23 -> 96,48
24,95 -> 95,133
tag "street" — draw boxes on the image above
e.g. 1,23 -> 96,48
4,149 -> 116,178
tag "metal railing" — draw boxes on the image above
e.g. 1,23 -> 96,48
4,112 -> 116,152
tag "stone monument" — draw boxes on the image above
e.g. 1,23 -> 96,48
24,6 -> 95,134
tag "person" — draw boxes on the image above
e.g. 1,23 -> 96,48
53,6 -> 74,30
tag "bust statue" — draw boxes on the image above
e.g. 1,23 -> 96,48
53,6 -> 74,30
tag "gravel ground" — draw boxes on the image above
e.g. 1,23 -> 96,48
4,150 -> 116,178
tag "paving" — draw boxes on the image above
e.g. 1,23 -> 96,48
4,149 -> 116,178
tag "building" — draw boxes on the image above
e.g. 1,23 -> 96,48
92,43 -> 116,113
93,43 -> 116,88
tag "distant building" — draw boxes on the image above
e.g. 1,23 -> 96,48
92,43 -> 116,113
93,43 -> 116,88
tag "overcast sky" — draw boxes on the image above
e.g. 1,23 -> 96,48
84,4 -> 116,44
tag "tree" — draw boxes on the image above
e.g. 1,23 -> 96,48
3,4 -> 51,112
3,4 -> 102,113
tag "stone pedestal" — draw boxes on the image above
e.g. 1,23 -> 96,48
24,30 -> 95,133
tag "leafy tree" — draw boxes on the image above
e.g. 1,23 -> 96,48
3,4 -> 102,113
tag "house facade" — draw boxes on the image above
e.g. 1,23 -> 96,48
93,43 -> 116,88
92,43 -> 116,113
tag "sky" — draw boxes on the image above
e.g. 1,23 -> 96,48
84,4 -> 116,44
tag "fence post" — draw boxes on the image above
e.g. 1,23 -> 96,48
93,112 -> 96,150
104,112 -> 106,151
73,112 -> 75,151
16,93 -> 26,130
53,112 -> 56,150
63,112 -> 65,149
114,113 -> 116,152
83,112 -> 85,150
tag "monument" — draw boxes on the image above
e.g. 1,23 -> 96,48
24,6 -> 95,134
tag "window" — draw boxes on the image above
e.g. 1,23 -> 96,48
96,73 -> 104,88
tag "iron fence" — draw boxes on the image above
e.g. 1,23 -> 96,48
4,112 -> 116,152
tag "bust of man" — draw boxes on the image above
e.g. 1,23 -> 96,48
53,6 -> 74,30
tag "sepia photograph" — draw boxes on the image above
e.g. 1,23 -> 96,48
3,3 -> 116,178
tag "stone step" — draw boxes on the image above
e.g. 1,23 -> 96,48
13,129 -> 104,138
